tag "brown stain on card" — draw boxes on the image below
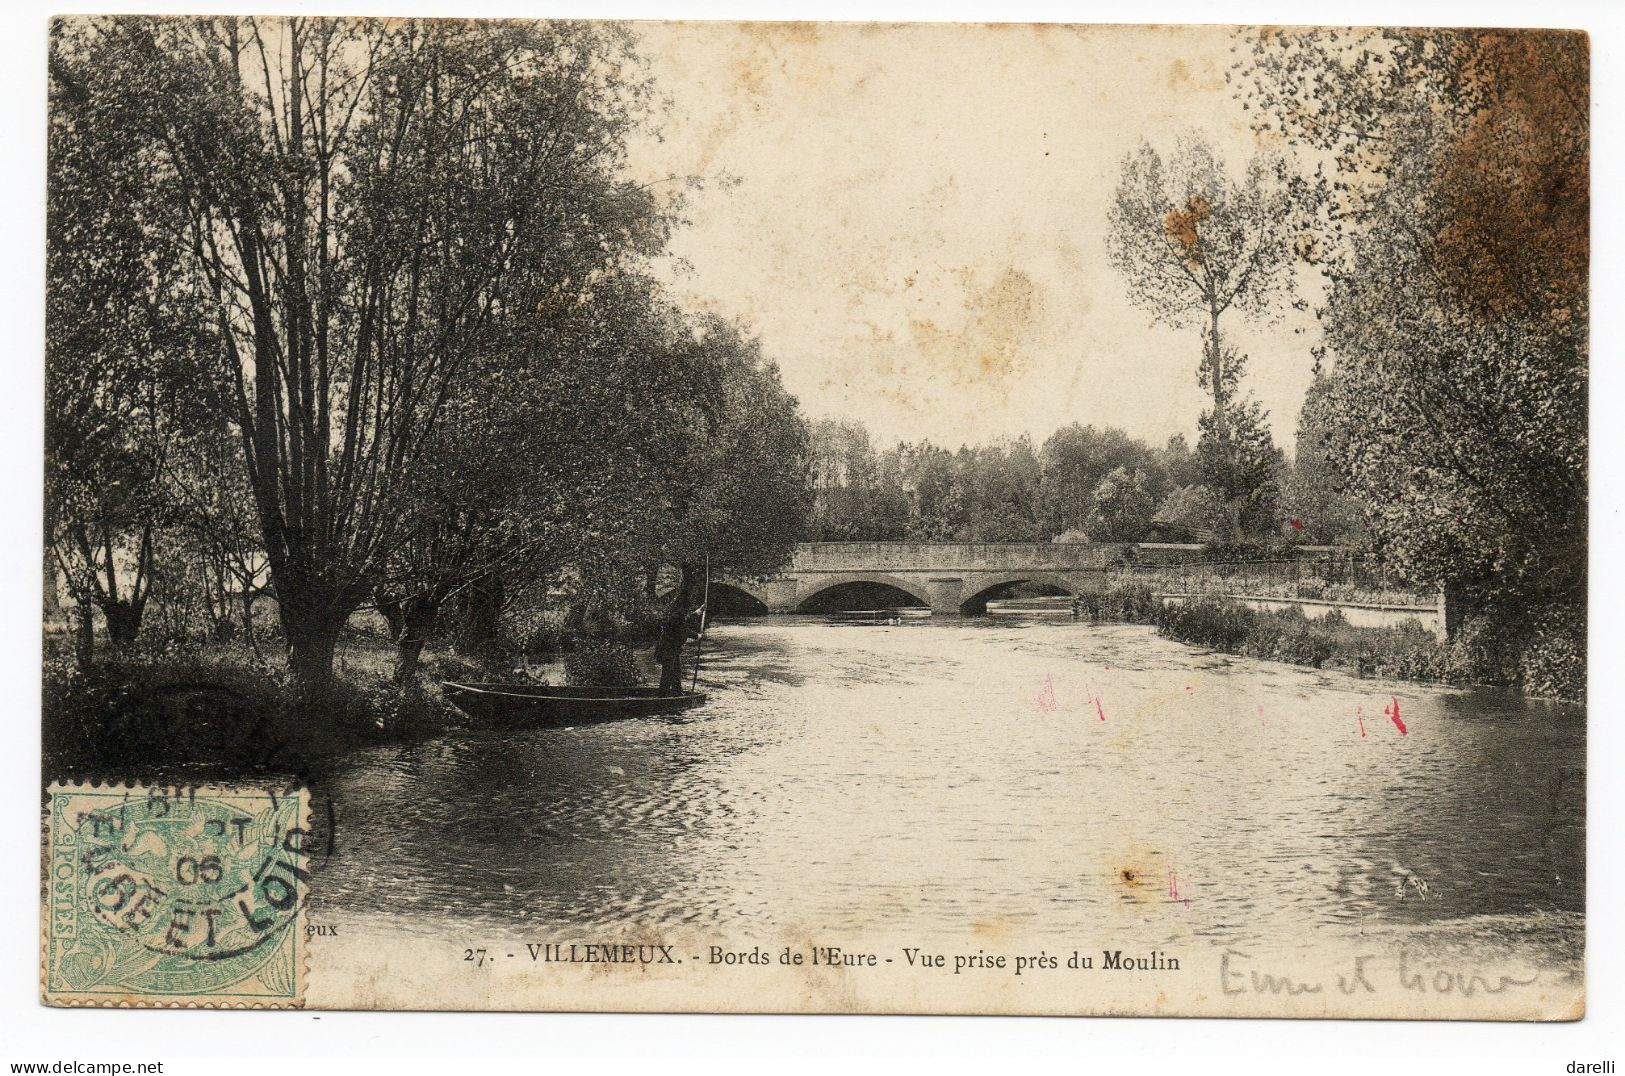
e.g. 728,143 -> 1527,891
907,266 -> 1042,390
971,916 -> 1018,945
1106,838 -> 1167,903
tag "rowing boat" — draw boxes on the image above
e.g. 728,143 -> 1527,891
439,681 -> 707,727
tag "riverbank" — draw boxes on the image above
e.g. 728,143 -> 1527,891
40,627 -> 681,782
1071,585 -> 1583,702
41,634 -> 470,783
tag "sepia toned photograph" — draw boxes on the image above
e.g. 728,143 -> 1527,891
39,14 -> 1586,1019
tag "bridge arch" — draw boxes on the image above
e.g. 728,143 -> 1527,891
958,571 -> 1091,616
795,572 -> 933,614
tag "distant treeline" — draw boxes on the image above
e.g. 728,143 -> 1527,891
804,415 -> 1359,549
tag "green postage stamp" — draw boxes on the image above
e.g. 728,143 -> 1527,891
42,783 -> 308,1007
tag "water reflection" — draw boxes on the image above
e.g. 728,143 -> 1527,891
312,616 -> 1583,965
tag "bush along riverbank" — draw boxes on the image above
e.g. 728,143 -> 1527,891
1075,585 -> 1582,702
41,629 -> 668,783
41,637 -> 467,783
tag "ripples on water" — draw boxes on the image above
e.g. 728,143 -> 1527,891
313,616 -> 1584,964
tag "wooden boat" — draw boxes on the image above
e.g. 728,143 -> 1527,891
439,681 -> 707,727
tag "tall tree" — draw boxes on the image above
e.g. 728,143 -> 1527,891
51,17 -> 666,688
375,268 -> 680,682
1037,423 -> 1163,537
898,441 -> 964,540
47,31 -> 219,657
806,419 -> 909,541
958,437 -> 1043,542
169,420 -> 271,649
1106,135 -> 1312,536
1279,366 -> 1365,546
1085,467 -> 1156,543
1191,341 -> 1283,535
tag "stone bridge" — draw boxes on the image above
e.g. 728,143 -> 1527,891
695,541 -> 1206,617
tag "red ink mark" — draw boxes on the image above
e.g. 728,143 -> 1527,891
1036,674 -> 1057,715
1095,695 -> 1106,722
1357,707 -> 1367,738
1258,704 -> 1265,728
1386,696 -> 1407,736
1168,870 -> 1191,907
1290,517 -> 1304,532
1184,685 -> 1192,693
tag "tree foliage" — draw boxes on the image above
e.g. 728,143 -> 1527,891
1151,485 -> 1229,544
47,35 -> 222,655
1106,135 -> 1312,536
1279,370 -> 1365,546
47,15 -> 812,693
1085,467 -> 1157,543
1106,137 -> 1313,337
1238,28 -> 1586,694
800,419 -> 1238,544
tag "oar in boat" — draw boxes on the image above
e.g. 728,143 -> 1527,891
689,553 -> 710,694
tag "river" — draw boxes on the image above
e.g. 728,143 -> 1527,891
312,613 -> 1585,983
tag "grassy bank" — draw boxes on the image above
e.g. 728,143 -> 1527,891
41,627 -> 672,782
1153,598 -> 1453,684
1072,585 -> 1582,701
41,634 -> 471,783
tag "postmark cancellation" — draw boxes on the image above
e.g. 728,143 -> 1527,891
41,782 -> 309,1008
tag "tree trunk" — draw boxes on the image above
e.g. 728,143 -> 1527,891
72,595 -> 94,671
43,546 -> 62,623
278,590 -> 353,694
393,600 -> 440,684
284,618 -> 343,694
1209,306 -> 1225,418
375,589 -> 406,643
396,634 -> 427,684
455,575 -> 506,670
100,600 -> 143,651
1207,308 -> 1244,544
241,589 -> 259,656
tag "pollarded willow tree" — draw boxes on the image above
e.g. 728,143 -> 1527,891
50,16 -> 672,688
375,265 -> 688,684
1105,136 -> 1315,537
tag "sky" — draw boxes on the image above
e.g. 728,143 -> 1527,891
625,21 -> 1325,454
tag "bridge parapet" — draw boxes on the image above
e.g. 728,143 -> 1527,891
789,542 -> 1150,573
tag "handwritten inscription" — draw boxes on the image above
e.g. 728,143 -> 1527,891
1220,949 -> 1538,997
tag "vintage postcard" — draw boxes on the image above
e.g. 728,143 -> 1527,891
41,16 -> 1586,1017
